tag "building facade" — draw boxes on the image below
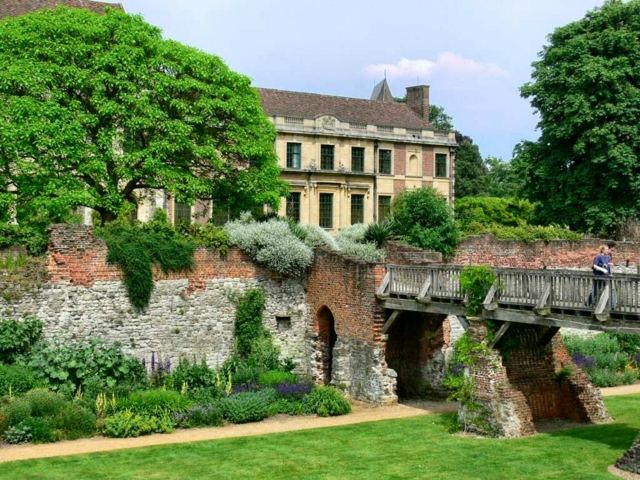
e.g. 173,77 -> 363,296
259,82 -> 456,231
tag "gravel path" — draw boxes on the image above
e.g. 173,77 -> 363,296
0,400 -> 456,463
1,384 -> 638,464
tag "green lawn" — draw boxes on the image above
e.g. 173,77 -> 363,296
2,395 -> 639,480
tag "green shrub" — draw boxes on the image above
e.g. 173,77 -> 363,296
609,333 -> 640,355
455,196 -> 536,228
266,398 -> 304,416
0,223 -> 48,256
20,417 -> 55,443
117,389 -> 192,416
219,389 -> 276,424
391,187 -> 460,258
27,340 -> 146,396
177,223 -> 229,254
0,364 -> 43,396
174,403 -> 223,428
186,387 -> 223,404
461,222 -> 582,241
564,333 -> 639,387
302,386 -> 351,417
103,410 -> 173,438
459,266 -> 496,316
1,397 -> 32,429
3,423 -> 32,444
23,389 -> 67,417
258,370 -> 297,387
168,359 -> 217,392
225,218 -> 314,275
51,403 -> 96,440
0,316 -> 43,363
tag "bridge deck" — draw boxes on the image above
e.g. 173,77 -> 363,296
378,265 -> 640,334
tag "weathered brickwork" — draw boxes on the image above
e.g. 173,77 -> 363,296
463,321 -> 610,437
617,435 -> 640,475
385,241 -> 442,265
393,143 -> 406,176
453,235 -> 640,270
306,249 -> 397,403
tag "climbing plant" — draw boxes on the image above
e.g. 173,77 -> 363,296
97,212 -> 195,310
459,265 -> 496,317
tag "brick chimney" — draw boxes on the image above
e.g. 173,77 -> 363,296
405,85 -> 430,124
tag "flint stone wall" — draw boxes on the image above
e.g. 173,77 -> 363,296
1,225 -> 310,373
617,436 -> 640,475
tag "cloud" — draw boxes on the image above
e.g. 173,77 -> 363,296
365,52 -> 508,79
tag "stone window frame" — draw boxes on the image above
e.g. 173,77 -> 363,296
286,191 -> 301,223
350,194 -> 365,225
378,149 -> 392,175
378,195 -> 392,222
174,200 -> 191,225
435,153 -> 448,178
351,147 -> 365,172
320,144 -> 335,171
319,192 -> 334,229
286,142 -> 302,169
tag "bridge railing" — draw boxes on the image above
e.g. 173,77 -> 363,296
385,264 -> 640,316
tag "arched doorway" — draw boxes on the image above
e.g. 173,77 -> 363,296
317,306 -> 337,385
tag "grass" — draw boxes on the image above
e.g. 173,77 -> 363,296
1,395 -> 639,479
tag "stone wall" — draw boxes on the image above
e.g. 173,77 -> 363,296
617,435 -> 640,475
2,225 -> 310,373
461,321 -> 610,437
453,235 -> 640,271
306,248 -> 397,403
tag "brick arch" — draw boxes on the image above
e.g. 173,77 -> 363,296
316,306 -> 337,385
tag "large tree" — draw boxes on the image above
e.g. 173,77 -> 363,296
520,0 -> 640,235
454,134 -> 488,198
0,7 -> 286,224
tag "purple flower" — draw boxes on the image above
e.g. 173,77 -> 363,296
275,382 -> 313,399
572,353 -> 596,370
450,364 -> 466,376
635,352 -> 640,367
151,352 -> 156,372
232,382 -> 259,394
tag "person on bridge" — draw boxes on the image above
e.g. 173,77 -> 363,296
589,245 -> 611,307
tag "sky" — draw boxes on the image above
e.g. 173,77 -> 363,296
116,0 -> 605,160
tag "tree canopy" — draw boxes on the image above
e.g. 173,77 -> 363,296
0,7 -> 286,225
454,134 -> 488,198
429,105 -> 454,131
520,0 -> 640,235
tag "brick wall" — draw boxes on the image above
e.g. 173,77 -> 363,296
393,143 -> 406,176
422,145 -> 434,178
453,234 -> 640,270
464,321 -> 610,437
385,241 -> 442,265
307,248 -> 386,345
306,248 -> 396,402
47,224 -> 267,289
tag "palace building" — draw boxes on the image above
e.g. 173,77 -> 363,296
259,81 -> 456,230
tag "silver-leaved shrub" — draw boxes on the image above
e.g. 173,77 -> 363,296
226,219 -> 313,275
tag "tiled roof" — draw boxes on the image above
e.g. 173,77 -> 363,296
0,0 -> 123,18
258,88 -> 428,130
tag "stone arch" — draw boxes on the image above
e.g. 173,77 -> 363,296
316,306 -> 337,385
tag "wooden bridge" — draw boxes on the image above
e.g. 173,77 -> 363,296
377,265 -> 640,335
